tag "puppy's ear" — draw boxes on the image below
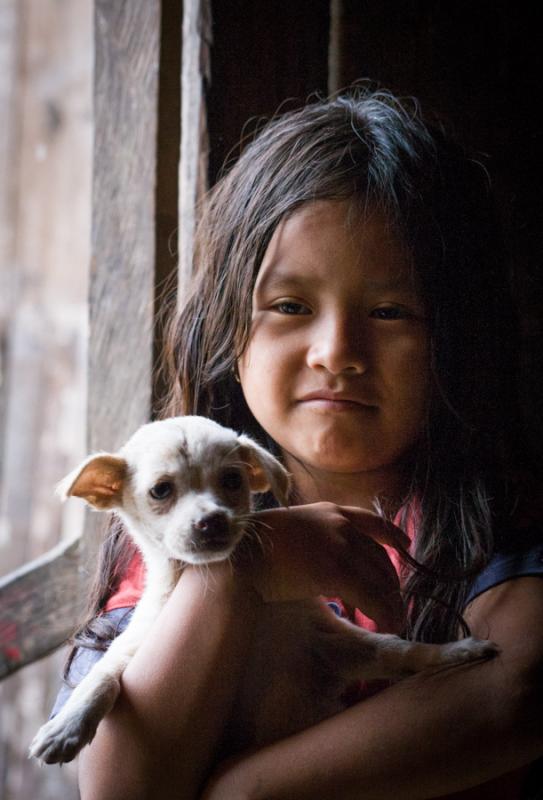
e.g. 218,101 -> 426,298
56,453 -> 128,510
237,435 -> 291,506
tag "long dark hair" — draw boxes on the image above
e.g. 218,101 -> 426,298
70,88 -> 536,663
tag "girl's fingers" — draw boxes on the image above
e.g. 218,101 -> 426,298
339,505 -> 411,551
248,504 -> 406,629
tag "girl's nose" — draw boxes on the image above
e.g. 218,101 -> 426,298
306,315 -> 367,375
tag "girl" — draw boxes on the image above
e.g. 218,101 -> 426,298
56,89 -> 543,799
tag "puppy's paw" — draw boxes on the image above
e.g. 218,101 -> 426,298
29,708 -> 99,765
441,637 -> 500,665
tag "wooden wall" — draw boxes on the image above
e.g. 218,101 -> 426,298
0,0 -> 91,796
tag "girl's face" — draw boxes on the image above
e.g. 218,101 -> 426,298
238,200 -> 430,485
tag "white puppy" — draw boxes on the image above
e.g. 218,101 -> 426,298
30,416 -> 498,764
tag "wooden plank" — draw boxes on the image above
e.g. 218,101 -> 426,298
0,0 -> 92,629
0,536 -> 83,680
0,0 -> 18,478
83,0 -> 162,588
179,0 -> 211,303
0,2 -> 91,794
153,0 -> 182,408
327,0 -> 342,95
0,0 -> 91,578
89,0 -> 162,458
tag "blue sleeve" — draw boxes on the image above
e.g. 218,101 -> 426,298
466,541 -> 543,606
50,607 -> 135,719
466,540 -> 543,798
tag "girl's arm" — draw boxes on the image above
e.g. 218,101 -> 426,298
78,563 -> 262,800
202,575 -> 543,800
77,504 -> 402,800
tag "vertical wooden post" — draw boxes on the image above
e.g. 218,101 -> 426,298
179,0 -> 211,304
81,0 -> 164,575
0,0 -> 18,472
0,1 -> 92,795
153,0 -> 182,412
328,0 -> 343,95
0,0 -> 92,652
90,1 -> 162,452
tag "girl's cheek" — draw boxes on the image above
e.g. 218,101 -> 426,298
381,329 -> 428,368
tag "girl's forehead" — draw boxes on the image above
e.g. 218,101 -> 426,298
256,200 -> 415,292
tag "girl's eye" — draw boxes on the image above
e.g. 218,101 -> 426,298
220,468 -> 244,491
371,306 -> 410,321
149,481 -> 174,500
272,300 -> 311,315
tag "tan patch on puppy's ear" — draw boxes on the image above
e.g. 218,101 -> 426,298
237,436 -> 291,506
57,454 -> 128,510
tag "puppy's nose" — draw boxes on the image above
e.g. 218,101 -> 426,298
192,512 -> 230,547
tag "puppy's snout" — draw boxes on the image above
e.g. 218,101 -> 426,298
192,512 -> 230,549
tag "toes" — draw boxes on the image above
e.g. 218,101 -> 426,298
444,637 -> 500,664
471,640 -> 500,660
29,716 -> 96,765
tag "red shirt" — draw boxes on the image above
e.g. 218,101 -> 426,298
104,549 -> 146,611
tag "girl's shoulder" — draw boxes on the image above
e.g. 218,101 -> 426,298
466,525 -> 543,607
462,469 -> 543,606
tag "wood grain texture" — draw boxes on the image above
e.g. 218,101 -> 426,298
90,0 -> 162,455
0,1 -> 91,794
80,1 -> 164,629
0,0 -> 91,664
0,0 -> 91,579
153,0 -> 182,411
0,536 -> 83,680
0,0 -> 18,359
179,0 -> 211,304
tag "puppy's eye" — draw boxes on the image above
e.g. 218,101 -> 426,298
220,468 -> 243,492
149,481 -> 174,500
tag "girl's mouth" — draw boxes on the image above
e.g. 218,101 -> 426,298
300,398 -> 373,412
298,390 -> 375,408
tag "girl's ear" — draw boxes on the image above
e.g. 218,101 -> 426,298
56,453 -> 128,510
237,435 -> 291,507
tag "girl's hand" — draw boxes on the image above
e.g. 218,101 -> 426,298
237,502 -> 408,633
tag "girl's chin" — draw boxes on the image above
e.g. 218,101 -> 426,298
287,442 -> 389,475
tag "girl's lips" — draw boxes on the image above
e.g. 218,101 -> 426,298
300,399 -> 370,413
297,392 -> 376,409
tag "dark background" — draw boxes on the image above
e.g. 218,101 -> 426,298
203,0 -> 543,446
